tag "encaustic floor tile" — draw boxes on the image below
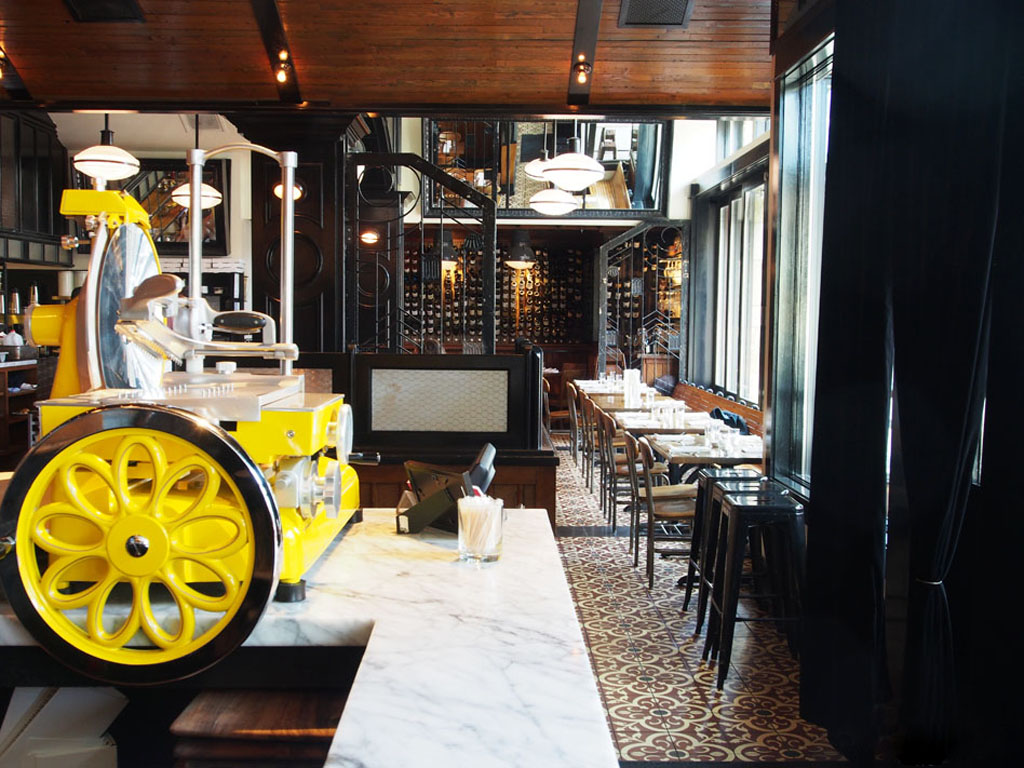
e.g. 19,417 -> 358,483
550,433 -> 841,763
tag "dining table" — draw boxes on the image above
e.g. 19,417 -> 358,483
614,408 -> 714,435
645,431 -> 764,472
586,391 -> 677,413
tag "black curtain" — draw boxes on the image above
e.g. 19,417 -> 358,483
884,3 -> 1012,762
801,1 -> 1021,763
800,2 -> 891,760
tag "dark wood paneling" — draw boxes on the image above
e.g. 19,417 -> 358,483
0,0 -> 278,104
236,113 -> 352,353
0,0 -> 773,110
355,461 -> 557,530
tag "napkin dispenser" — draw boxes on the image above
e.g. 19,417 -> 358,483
395,443 -> 497,534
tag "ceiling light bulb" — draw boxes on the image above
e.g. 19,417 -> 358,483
276,67 -> 288,83
360,230 -> 380,245
574,61 -> 593,86
171,182 -> 223,209
278,49 -> 289,61
528,187 -> 580,216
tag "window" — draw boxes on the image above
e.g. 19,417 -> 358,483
712,179 -> 766,404
716,117 -> 769,161
772,36 -> 834,494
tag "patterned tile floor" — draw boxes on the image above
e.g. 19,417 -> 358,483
551,437 -> 846,764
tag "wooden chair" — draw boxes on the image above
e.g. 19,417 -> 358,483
565,381 -> 581,467
623,433 -> 697,568
596,407 -> 631,528
638,436 -> 696,589
579,393 -> 599,491
543,377 -> 570,433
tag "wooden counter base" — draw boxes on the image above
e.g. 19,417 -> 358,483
355,460 -> 557,529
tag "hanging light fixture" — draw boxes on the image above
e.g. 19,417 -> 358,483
528,187 -> 580,216
171,115 -> 223,210
506,231 -> 536,270
73,114 -> 140,184
523,122 -> 552,181
432,230 -> 459,271
540,121 -> 604,192
427,230 -> 459,270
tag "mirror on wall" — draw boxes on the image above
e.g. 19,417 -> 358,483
118,159 -> 230,255
423,119 -> 668,218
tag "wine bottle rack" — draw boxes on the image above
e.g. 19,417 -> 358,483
402,243 -> 588,347
606,232 -> 683,366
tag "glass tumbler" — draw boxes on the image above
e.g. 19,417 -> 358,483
458,495 -> 503,562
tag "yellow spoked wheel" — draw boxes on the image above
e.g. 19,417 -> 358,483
0,405 -> 280,684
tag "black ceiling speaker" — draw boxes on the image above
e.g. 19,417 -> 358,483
618,0 -> 694,28
64,0 -> 145,23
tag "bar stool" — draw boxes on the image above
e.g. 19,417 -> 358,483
703,491 -> 805,689
680,467 -> 763,615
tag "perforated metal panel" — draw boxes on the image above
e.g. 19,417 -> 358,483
618,0 -> 694,27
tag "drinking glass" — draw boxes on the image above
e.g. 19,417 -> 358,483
458,495 -> 503,562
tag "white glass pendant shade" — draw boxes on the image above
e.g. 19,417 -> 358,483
523,156 -> 549,181
541,151 -> 604,192
73,144 -> 140,181
528,187 -> 580,216
171,182 -> 223,209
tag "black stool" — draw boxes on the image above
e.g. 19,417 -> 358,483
688,475 -> 785,636
680,467 -> 763,604
703,491 -> 805,690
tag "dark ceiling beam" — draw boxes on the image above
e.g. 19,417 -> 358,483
250,0 -> 302,104
567,0 -> 603,107
0,47 -> 33,101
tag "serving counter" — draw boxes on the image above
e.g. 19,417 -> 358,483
0,506 -> 617,768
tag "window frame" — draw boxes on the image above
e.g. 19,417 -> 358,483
768,34 -> 835,496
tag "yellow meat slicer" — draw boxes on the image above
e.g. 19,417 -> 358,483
0,143 -> 364,685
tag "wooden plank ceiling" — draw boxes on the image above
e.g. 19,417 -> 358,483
0,0 -> 775,112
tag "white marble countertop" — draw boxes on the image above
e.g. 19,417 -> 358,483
0,358 -> 37,369
0,508 -> 618,768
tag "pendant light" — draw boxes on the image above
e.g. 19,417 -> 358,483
430,229 -> 459,270
523,122 -> 551,181
540,122 -> 604,192
171,115 -> 223,209
505,231 -> 536,270
73,114 -> 140,185
528,187 -> 580,216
